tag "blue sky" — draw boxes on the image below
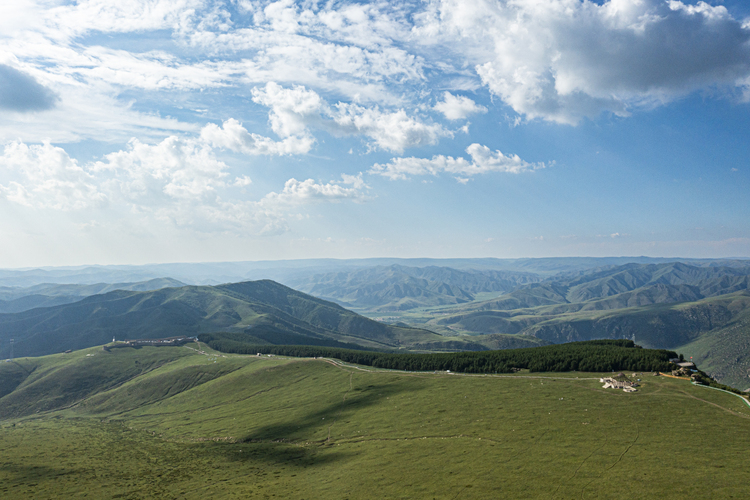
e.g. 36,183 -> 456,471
1,0 -> 749,267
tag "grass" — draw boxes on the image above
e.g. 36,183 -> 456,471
676,310 -> 750,391
2,345 -> 750,498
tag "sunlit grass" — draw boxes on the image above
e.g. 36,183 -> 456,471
2,346 -> 749,499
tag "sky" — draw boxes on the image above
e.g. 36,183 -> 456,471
1,0 -> 750,267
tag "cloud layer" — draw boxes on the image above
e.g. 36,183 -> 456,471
3,0 -> 749,143
370,143 -> 544,181
0,128 -> 368,235
423,0 -> 750,123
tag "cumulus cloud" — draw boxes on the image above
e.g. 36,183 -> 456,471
92,136 -> 229,202
5,0 -> 748,151
46,0 -> 205,39
0,141 -> 105,210
249,82 -> 449,153
369,143 -> 543,180
260,174 -> 368,207
332,102 -> 450,152
0,65 -> 59,112
0,134 -> 367,234
200,118 -> 314,155
426,0 -> 750,124
251,82 -> 324,138
433,91 -> 487,120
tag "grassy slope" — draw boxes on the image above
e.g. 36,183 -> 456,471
676,307 -> 750,391
0,280 -> 462,358
415,292 -> 750,385
2,346 -> 750,499
0,278 -> 188,313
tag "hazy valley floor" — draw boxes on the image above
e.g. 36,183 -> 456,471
2,345 -> 750,499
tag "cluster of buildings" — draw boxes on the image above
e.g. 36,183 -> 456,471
104,336 -> 197,350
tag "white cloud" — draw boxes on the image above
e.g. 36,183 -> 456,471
332,102 -> 450,153
46,0 -> 205,40
422,0 -> 750,124
0,134 -> 366,235
6,0 -> 748,154
333,102 -> 450,152
0,55 -> 200,143
0,141 -> 106,210
260,175 -> 368,207
200,118 -> 314,155
433,91 -> 487,120
247,82 -> 449,153
70,47 -> 233,91
4,0 -> 750,142
251,82 -> 324,138
233,175 -> 252,187
92,135 -> 229,202
369,143 -> 543,180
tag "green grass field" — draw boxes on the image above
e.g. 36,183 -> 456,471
2,345 -> 750,499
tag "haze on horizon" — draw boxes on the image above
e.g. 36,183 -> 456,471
1,0 -> 750,268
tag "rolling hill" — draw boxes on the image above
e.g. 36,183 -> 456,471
0,278 -> 186,313
0,280 -> 544,359
406,263 -> 750,388
1,345 -> 749,498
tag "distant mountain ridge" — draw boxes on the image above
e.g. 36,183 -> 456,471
3,259 -> 750,389
3,257 -> 748,288
0,280 -> 540,359
287,264 -> 543,311
0,278 -> 186,314
453,262 -> 750,313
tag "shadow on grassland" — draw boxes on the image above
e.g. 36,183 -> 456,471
0,463 -> 77,486
216,382 -> 419,468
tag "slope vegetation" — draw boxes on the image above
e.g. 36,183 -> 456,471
1,346 -> 750,499
0,280 -> 503,358
0,278 -> 186,313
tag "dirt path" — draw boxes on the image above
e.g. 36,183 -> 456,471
320,357 -> 600,380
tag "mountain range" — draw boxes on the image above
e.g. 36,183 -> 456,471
2,258 -> 750,389
0,279 -> 546,360
286,264 -> 542,311
0,278 -> 186,314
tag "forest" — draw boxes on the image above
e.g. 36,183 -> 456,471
198,334 -> 678,374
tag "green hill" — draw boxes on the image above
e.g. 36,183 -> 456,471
676,306 -> 750,391
405,264 -> 750,387
1,345 -> 750,499
0,278 -> 186,313
0,280 -> 525,358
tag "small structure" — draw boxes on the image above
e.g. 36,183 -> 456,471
112,336 -> 197,348
672,366 -> 694,377
600,377 -> 638,392
677,361 -> 696,370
